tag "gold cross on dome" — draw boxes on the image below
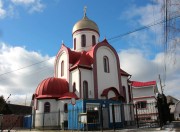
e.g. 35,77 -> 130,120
84,6 -> 87,16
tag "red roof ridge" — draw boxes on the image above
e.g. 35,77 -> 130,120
132,81 -> 156,87
59,92 -> 78,100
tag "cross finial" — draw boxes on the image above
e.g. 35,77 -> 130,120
84,6 -> 87,16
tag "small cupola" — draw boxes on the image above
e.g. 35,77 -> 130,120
72,7 -> 100,51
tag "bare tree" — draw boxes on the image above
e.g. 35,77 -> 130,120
161,0 -> 180,59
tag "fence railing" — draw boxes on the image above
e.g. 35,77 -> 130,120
32,103 -> 136,131
134,102 -> 159,128
0,102 -> 160,131
0,114 -> 32,131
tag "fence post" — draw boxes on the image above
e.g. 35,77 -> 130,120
100,105 -> 103,132
112,104 -> 115,131
43,113 -> 45,130
58,110 -> 60,131
135,104 -> 139,128
130,103 -> 134,125
0,115 -> 3,132
121,103 -> 125,128
30,113 -> 32,131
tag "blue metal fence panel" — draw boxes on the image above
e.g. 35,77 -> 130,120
68,100 -> 84,130
68,99 -> 123,130
23,115 -> 32,129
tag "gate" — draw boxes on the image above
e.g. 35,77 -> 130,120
134,102 -> 159,128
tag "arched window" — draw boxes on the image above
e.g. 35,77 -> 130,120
64,103 -> 68,113
61,61 -> 64,77
74,38 -> 76,50
103,56 -> 109,73
44,102 -> 50,113
122,86 -> 127,103
81,34 -> 86,47
83,81 -> 88,99
92,35 -> 96,46
73,82 -> 76,92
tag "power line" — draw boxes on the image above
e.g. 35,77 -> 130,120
107,14 -> 180,41
0,14 -> 179,78
0,58 -> 52,77
0,65 -> 54,82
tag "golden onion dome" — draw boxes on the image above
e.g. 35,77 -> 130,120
72,15 -> 99,34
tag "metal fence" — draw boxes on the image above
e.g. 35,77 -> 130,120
0,114 -> 31,131
33,103 -> 136,131
0,102 -> 161,131
134,102 -> 159,128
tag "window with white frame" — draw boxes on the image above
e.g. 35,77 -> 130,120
44,102 -> 50,113
83,81 -> 88,99
136,101 -> 147,109
103,56 -> 109,73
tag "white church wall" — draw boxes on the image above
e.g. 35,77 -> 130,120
35,99 -> 70,127
73,30 -> 99,51
58,100 -> 70,123
70,69 -> 80,97
36,99 -> 60,113
96,46 -> 119,99
107,90 -> 116,99
121,76 -> 129,103
123,104 -> 134,121
57,51 -> 68,80
80,68 -> 94,99
35,99 -> 59,127
121,76 -> 134,121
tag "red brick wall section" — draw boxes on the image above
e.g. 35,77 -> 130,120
1,115 -> 23,130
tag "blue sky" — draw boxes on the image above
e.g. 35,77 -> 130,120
0,0 -> 179,104
0,0 -> 161,57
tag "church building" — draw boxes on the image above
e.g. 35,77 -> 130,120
32,10 -> 133,130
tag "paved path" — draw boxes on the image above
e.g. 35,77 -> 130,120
2,128 -> 180,132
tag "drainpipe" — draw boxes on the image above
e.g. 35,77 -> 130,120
127,75 -> 133,103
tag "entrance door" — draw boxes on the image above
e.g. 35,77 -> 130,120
102,108 -> 109,128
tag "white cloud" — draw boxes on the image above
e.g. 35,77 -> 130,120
120,1 -> 165,48
0,0 -> 6,19
119,48 -> 180,100
0,42 -> 54,105
0,0 -> 45,19
11,0 -> 36,5
119,1 -> 180,100
11,0 -> 45,13
28,0 -> 45,13
121,1 -> 162,31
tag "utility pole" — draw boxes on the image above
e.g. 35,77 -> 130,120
159,74 -> 164,94
25,94 -> 27,106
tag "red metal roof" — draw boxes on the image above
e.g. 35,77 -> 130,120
68,49 -> 81,64
70,51 -> 93,70
132,81 -> 156,87
59,92 -> 78,100
57,40 -> 112,71
35,77 -> 69,99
